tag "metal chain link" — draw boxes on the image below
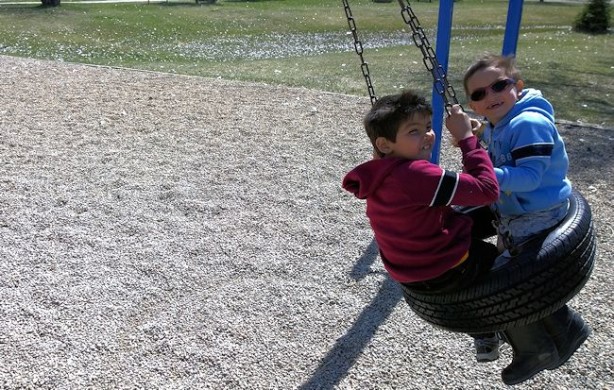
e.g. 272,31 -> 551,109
342,0 -> 378,106
396,0 -> 460,110
343,0 -> 460,111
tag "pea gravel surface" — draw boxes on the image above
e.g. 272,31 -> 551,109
0,55 -> 612,390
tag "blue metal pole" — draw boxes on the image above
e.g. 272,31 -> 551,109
502,0 -> 524,56
431,0 -> 454,164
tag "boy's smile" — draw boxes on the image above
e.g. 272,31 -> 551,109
467,66 -> 523,125
376,113 -> 434,160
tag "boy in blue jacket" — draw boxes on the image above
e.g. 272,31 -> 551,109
463,53 -> 591,385
465,54 -> 570,256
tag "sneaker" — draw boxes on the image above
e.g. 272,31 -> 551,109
475,334 -> 504,362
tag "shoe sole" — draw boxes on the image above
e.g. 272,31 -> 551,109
503,363 -> 553,386
476,353 -> 500,363
502,354 -> 559,385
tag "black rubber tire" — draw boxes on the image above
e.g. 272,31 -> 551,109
404,189 -> 596,334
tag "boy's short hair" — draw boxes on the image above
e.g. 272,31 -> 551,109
364,90 -> 432,155
463,53 -> 522,96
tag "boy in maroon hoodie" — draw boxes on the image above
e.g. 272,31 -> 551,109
342,90 -> 501,360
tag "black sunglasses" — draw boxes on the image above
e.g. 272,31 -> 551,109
469,79 -> 516,102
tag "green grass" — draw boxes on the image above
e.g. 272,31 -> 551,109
0,0 -> 612,127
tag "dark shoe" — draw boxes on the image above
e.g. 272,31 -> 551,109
501,321 -> 559,386
542,305 -> 591,370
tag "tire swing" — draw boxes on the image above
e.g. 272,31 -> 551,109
342,0 -> 597,334
407,189 -> 596,334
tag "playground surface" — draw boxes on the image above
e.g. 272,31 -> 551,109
0,54 -> 612,389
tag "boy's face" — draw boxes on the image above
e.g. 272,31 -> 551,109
376,112 -> 434,161
467,66 -> 523,125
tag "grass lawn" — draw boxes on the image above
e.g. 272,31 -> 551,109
0,0 -> 612,127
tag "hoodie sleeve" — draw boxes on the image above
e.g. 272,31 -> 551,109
393,137 -> 498,207
342,137 -> 498,208
342,158 -> 407,200
495,112 -> 556,192
447,135 -> 500,206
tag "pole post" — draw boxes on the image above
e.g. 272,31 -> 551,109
502,0 -> 524,56
431,0 -> 454,164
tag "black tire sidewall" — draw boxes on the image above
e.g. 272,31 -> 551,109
404,189 -> 596,334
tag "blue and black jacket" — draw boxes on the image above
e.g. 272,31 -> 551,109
480,88 -> 572,217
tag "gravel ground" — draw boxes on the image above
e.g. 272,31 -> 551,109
0,55 -> 612,389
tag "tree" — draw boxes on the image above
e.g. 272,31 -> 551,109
574,0 -> 611,34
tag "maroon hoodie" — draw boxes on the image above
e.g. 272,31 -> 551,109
342,136 -> 498,283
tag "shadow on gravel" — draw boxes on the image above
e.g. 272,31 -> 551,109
299,239 -> 403,390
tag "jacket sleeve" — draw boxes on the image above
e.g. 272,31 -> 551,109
401,136 -> 498,207
446,135 -> 499,206
495,113 -> 554,192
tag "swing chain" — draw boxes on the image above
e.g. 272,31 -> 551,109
396,0 -> 460,110
342,0 -> 378,106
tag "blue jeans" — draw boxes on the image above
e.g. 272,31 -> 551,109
497,200 -> 569,249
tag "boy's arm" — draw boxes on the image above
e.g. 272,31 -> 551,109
407,136 -> 497,208
495,114 -> 557,192
440,105 -> 499,206
395,149 -> 496,208
451,136 -> 500,206
494,162 -> 547,192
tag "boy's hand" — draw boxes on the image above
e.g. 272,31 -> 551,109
470,118 -> 486,138
445,105 -> 474,146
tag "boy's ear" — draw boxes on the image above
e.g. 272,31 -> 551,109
515,79 -> 524,93
375,137 -> 392,155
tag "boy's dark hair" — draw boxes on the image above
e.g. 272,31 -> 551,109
463,53 -> 521,96
364,90 -> 432,156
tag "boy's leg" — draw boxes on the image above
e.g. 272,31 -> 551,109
457,238 -> 498,289
463,205 -> 497,240
501,200 -> 569,255
462,238 -> 502,362
541,305 -> 591,370
500,320 -> 559,385
404,232 -> 503,362
498,305 -> 589,384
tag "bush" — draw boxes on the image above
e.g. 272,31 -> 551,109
573,0 -> 611,34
